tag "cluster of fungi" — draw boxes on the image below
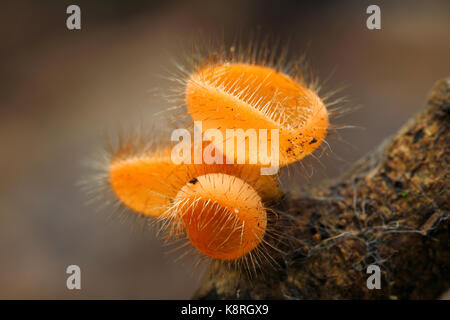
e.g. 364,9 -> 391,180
107,46 -> 329,270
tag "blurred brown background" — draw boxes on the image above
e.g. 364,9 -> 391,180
0,0 -> 449,299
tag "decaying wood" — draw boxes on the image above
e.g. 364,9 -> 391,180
195,78 -> 450,300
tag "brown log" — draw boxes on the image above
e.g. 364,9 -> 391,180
194,78 -> 450,300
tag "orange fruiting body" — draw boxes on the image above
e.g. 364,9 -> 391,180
173,173 -> 267,260
109,151 -> 180,217
186,63 -> 329,165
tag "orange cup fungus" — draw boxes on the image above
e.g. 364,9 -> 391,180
186,63 -> 329,165
172,173 -> 267,260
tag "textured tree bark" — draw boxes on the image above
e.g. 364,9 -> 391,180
194,78 -> 450,300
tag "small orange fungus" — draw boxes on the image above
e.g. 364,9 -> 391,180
173,173 -> 267,260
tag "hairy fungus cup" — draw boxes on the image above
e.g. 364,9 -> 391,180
186,63 -> 329,165
173,173 -> 267,260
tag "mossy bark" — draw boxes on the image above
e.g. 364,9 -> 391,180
194,78 -> 450,300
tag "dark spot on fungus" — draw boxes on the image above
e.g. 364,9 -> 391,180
309,138 -> 318,144
189,178 -> 198,184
